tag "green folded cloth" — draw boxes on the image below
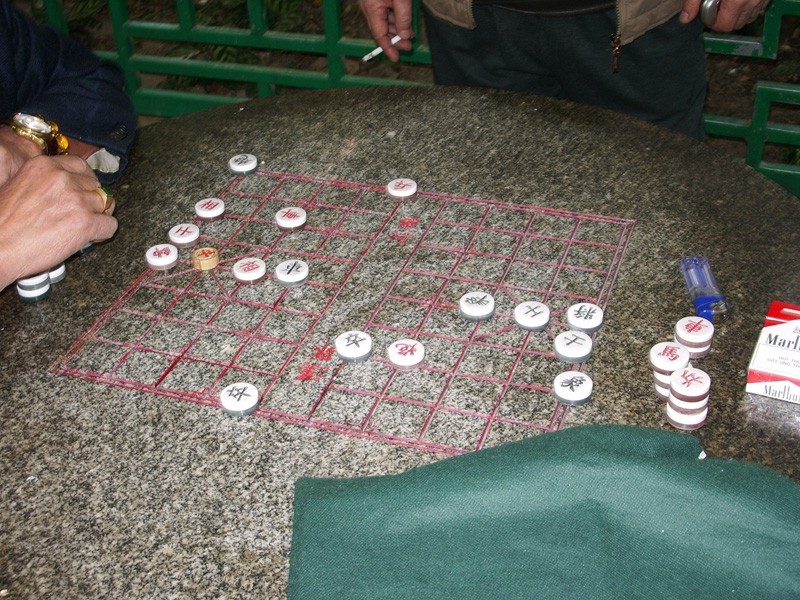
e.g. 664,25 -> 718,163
288,425 -> 800,599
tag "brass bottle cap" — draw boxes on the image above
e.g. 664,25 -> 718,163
192,247 -> 219,271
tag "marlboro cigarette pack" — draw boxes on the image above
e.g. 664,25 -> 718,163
746,301 -> 800,404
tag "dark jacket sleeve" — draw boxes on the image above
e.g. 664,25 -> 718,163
0,0 -> 137,183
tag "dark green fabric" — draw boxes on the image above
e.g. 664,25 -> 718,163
288,425 -> 800,599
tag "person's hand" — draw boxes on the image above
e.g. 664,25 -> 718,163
0,125 -> 43,186
0,155 -> 117,291
359,0 -> 415,62
681,0 -> 771,31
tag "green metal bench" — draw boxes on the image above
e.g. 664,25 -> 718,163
40,0 -> 800,194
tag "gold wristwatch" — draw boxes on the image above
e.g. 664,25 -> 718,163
1,112 -> 69,155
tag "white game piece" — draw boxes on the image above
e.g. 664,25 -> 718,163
229,153 -> 258,174
648,341 -> 690,375
669,367 -> 711,403
168,223 -> 200,248
666,402 -> 708,431
386,178 -> 417,200
654,382 -> 669,401
668,393 -> 709,412
275,207 -> 307,232
232,257 -> 267,284
553,371 -> 593,406
566,302 -> 604,333
146,244 -> 179,270
514,301 -> 550,331
219,382 -> 260,416
48,263 -> 66,284
275,259 -> 309,287
387,338 -> 425,371
335,330 -> 373,363
554,330 -> 593,363
18,272 -> 49,288
459,291 -> 495,321
194,198 -> 225,222
16,272 -> 50,302
652,368 -> 672,387
16,282 -> 50,302
674,316 -> 714,358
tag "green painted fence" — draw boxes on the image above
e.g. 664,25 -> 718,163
39,0 -> 800,194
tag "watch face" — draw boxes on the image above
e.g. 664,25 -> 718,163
15,113 -> 52,134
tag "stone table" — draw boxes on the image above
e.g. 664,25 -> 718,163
1,87 -> 798,598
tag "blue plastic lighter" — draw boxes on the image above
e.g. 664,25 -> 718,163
680,256 -> 731,322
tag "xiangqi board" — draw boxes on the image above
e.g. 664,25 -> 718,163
53,169 -> 635,454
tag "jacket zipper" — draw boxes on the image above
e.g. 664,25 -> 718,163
611,0 -> 621,73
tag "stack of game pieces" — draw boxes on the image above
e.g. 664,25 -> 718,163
674,316 -> 714,358
17,263 -> 67,302
48,263 -> 66,284
16,262 -> 68,302
667,367 -> 710,430
16,272 -> 51,302
649,341 -> 691,401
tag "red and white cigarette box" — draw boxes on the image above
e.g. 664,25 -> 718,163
746,301 -> 800,404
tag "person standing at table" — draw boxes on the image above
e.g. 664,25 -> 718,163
359,0 -> 771,140
0,0 -> 136,293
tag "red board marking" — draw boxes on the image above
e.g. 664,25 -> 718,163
52,171 -> 635,455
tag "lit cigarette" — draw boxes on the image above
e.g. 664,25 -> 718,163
362,35 -> 403,62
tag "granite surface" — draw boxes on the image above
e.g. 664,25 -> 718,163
1,86 -> 799,598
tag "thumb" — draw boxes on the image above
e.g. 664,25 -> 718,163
680,0 -> 702,23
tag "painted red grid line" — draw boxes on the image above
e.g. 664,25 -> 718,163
53,171 -> 635,455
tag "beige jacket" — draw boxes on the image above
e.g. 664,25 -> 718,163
423,0 -> 683,45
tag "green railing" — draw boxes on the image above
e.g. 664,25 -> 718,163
38,0 -> 800,194
42,0 -> 431,116
703,0 -> 800,194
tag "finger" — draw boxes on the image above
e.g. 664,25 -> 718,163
89,213 -> 118,243
360,0 -> 391,40
712,0 -> 758,30
390,0 -> 414,39
680,0 -> 702,23
51,154 -> 96,177
376,12 -> 413,61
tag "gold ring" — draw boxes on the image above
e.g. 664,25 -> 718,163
95,187 -> 113,214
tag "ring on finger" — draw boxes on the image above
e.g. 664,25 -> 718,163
94,187 -> 114,214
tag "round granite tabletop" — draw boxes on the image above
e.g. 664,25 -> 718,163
1,86 -> 798,598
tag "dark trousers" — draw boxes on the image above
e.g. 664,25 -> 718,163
424,5 -> 708,139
